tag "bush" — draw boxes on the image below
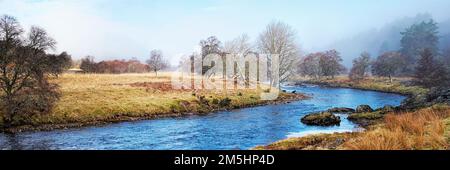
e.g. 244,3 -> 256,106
219,98 -> 232,107
212,98 -> 219,105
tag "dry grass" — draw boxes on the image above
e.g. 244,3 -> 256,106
343,106 -> 450,150
1,72 -> 304,127
254,132 -> 359,150
258,105 -> 450,150
301,76 -> 428,96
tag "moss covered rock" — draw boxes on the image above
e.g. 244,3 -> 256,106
356,105 -> 374,113
327,107 -> 355,113
301,112 -> 341,126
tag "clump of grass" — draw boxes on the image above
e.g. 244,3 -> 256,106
254,132 -> 359,150
348,111 -> 384,120
343,107 -> 450,150
219,97 -> 232,107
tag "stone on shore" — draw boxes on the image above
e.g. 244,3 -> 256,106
327,107 -> 355,113
301,112 -> 341,126
356,105 -> 373,113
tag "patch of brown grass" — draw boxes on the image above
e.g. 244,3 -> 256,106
343,107 -> 450,150
254,132 -> 359,150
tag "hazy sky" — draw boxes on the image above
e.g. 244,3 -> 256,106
1,0 -> 450,64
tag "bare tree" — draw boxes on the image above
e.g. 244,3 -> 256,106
80,56 -> 97,73
147,49 -> 168,76
257,21 -> 300,87
224,34 -> 253,55
298,50 -> 345,80
200,36 -> 222,58
199,36 -> 222,74
319,50 -> 346,78
349,52 -> 371,81
298,52 -> 321,79
372,51 -> 406,83
0,15 -> 70,127
223,34 -> 254,81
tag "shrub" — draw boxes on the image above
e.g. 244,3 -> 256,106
219,98 -> 232,107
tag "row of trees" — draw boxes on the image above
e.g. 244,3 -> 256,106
0,15 -> 71,127
348,48 -> 449,88
297,50 -> 346,79
346,19 -> 450,88
295,18 -> 449,89
191,21 -> 301,87
80,50 -> 169,75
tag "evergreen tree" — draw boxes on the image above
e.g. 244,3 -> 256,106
414,48 -> 449,88
400,19 -> 439,74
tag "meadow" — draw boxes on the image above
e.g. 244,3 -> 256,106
0,72 -> 305,131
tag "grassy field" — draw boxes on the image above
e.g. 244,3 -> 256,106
255,104 -> 450,150
298,76 -> 428,96
0,72 -> 306,131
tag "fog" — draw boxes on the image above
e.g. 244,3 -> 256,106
1,0 -> 450,66
326,13 -> 450,66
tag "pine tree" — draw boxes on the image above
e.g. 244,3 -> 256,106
414,48 -> 449,87
400,19 -> 439,74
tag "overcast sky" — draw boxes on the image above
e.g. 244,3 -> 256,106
1,0 -> 450,64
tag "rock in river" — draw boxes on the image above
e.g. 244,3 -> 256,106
301,112 -> 341,126
356,105 -> 373,113
327,107 -> 355,113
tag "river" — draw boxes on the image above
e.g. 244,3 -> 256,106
0,85 -> 406,150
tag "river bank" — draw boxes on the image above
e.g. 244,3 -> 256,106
256,77 -> 450,150
295,76 -> 428,96
0,85 -> 404,149
0,73 -> 308,133
255,104 -> 450,150
2,93 -> 306,133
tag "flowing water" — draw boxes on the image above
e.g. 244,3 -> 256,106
0,85 -> 406,150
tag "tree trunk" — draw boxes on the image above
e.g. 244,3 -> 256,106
2,116 -> 11,129
2,96 -> 13,129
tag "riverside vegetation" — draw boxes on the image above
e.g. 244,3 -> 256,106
256,77 -> 450,150
0,73 -> 307,132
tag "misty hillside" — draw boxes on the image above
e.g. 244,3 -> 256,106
328,13 -> 450,67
